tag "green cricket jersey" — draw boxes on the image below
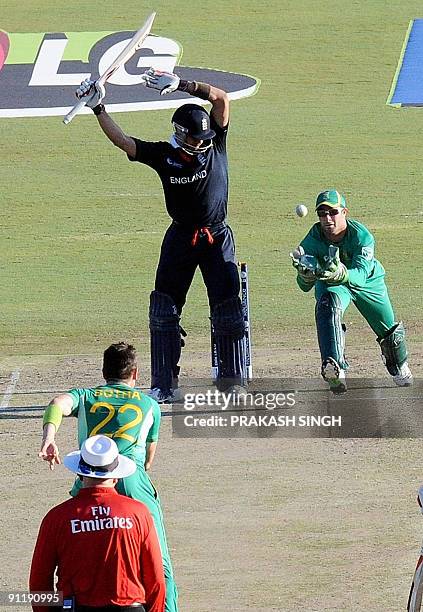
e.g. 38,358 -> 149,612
68,383 -> 161,467
297,219 -> 385,292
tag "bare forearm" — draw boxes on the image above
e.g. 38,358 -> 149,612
145,442 -> 157,471
42,423 -> 56,442
207,84 -> 227,102
96,111 -> 136,156
208,85 -> 229,128
179,79 -> 229,128
41,395 -> 73,440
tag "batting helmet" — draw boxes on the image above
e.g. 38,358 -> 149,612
171,104 -> 216,154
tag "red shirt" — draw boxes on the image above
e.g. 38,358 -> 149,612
29,486 -> 165,612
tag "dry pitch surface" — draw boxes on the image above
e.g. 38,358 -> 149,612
1,341 -> 423,612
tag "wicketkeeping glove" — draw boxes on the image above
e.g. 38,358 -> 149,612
141,68 -> 180,95
290,246 -> 318,283
76,78 -> 105,108
315,246 -> 349,284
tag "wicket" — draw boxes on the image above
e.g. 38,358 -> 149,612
211,261 -> 253,383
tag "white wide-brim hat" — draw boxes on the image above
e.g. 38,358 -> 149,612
63,434 -> 136,479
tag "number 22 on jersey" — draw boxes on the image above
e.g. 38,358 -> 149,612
89,402 -> 143,443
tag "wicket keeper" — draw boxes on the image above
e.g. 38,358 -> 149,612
76,69 -> 247,403
290,190 -> 413,393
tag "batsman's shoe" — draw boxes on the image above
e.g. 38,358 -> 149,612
321,358 -> 347,394
392,362 -> 413,387
148,387 -> 182,404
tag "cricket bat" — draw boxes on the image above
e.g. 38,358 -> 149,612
63,11 -> 156,125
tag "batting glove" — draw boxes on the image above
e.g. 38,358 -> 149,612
141,68 -> 180,95
315,246 -> 349,284
76,78 -> 105,108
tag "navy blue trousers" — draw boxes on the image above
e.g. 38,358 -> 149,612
154,222 -> 240,313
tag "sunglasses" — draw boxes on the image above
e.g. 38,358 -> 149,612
317,208 -> 341,218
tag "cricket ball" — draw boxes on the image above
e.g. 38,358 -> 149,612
295,204 -> 308,218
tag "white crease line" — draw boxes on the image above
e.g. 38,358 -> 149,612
1,370 -> 21,409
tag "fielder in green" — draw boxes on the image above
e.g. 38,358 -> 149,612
38,342 -> 178,612
290,190 -> 413,393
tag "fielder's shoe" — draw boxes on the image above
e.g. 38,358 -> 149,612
321,358 -> 347,394
392,362 -> 413,387
148,387 -> 182,404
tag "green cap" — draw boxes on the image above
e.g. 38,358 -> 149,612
315,190 -> 347,210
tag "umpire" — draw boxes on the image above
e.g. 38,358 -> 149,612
30,435 -> 165,612
77,69 -> 246,403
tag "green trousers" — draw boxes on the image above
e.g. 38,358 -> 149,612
315,273 -> 395,339
116,470 -> 178,612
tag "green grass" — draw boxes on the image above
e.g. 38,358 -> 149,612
1,0 -> 423,355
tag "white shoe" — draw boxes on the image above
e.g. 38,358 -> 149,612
392,362 -> 413,387
148,387 -> 182,404
321,358 -> 347,394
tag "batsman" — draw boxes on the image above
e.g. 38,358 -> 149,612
290,190 -> 413,393
76,69 -> 247,403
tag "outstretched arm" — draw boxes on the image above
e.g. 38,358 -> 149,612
75,79 -> 136,157
177,79 -> 229,128
208,85 -> 229,129
141,68 -> 230,127
39,394 -> 74,470
95,111 -> 136,157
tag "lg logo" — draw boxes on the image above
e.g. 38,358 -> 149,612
28,33 -> 179,86
0,29 -> 259,118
